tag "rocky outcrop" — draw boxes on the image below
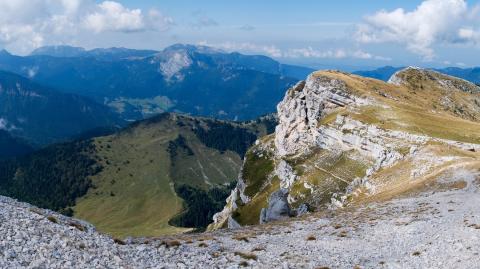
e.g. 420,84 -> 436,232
212,68 -> 480,231
388,66 -> 480,94
387,66 -> 420,85
275,73 -> 370,156
259,190 -> 292,224
157,50 -> 192,82
275,160 -> 297,190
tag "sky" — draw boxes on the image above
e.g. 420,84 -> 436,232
1,0 -> 480,69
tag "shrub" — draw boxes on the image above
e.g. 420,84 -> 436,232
47,216 -> 58,223
113,238 -> 126,245
69,222 -> 86,232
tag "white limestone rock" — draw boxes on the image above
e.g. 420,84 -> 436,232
275,160 -> 297,190
275,73 -> 369,157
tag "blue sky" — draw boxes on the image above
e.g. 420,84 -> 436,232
1,0 -> 480,70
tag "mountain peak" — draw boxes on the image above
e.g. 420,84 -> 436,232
0,49 -> 12,57
30,45 -> 86,57
388,66 -> 480,94
163,44 -> 223,54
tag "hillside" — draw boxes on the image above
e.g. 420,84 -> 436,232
0,70 -> 122,145
210,67 -> 480,229
2,69 -> 480,268
355,65 -> 480,85
0,45 -> 313,121
2,169 -> 480,268
0,113 -> 276,238
30,46 -> 158,60
0,130 -> 33,159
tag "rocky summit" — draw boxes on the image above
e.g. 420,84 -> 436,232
210,67 -> 480,230
2,68 -> 480,268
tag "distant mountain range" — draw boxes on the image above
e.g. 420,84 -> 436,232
0,44 -> 313,122
30,45 -> 158,61
0,70 -> 123,145
354,66 -> 480,84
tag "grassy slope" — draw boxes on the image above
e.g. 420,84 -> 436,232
74,122 -> 189,237
315,70 -> 480,143
288,149 -> 370,208
74,114 -> 268,238
229,69 -> 480,225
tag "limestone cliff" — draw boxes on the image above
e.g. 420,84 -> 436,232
210,68 -> 480,229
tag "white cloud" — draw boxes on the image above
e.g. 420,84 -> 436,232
197,42 -> 389,61
198,41 -> 282,58
283,47 -> 347,59
0,0 -> 173,54
282,47 -> 390,61
356,0 -> 480,60
84,1 -> 145,33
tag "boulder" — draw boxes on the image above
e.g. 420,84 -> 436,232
259,190 -> 292,224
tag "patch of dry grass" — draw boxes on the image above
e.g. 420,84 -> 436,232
68,221 -> 86,232
232,234 -> 250,242
251,246 -> 266,252
160,240 -> 181,248
306,235 -> 316,241
234,251 -> 258,260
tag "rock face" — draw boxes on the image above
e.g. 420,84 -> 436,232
275,75 -> 362,156
275,160 -> 297,190
259,190 -> 291,224
157,49 -> 193,82
212,67 -> 480,229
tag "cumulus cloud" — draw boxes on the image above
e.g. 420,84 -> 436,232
356,0 -> 480,60
84,1 -> 145,33
83,1 -> 172,33
0,0 -> 173,54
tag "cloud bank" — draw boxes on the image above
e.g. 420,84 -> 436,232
356,0 -> 480,60
0,0 -> 173,54
198,41 -> 390,61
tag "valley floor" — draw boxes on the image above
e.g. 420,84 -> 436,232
1,177 -> 480,269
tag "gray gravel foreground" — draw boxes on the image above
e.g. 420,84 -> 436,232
1,181 -> 480,269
